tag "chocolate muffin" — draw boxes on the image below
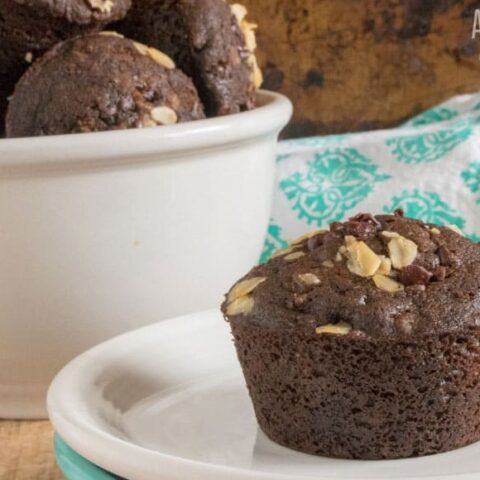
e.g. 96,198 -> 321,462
0,0 -> 131,133
116,0 -> 261,117
6,33 -> 205,137
222,211 -> 480,459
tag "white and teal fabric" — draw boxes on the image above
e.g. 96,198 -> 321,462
261,94 -> 480,263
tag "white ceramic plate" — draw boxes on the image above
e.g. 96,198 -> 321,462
48,310 -> 480,480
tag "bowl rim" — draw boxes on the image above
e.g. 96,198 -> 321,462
0,91 -> 292,170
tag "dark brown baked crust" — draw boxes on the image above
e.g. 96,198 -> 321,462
116,0 -> 258,117
226,214 -> 480,338
0,0 -> 131,132
222,213 -> 480,459
6,33 -> 205,137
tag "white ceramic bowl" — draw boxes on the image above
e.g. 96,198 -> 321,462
0,91 -> 292,419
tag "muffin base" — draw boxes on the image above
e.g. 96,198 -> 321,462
231,321 -> 480,459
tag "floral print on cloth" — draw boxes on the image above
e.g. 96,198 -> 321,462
263,94 -> 480,261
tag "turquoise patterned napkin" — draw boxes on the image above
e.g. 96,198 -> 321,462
262,94 -> 480,262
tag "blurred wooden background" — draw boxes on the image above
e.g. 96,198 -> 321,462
0,421 -> 62,479
244,0 -> 480,138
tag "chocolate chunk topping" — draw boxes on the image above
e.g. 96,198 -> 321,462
329,222 -> 344,234
399,264 -> 433,286
437,245 -> 460,267
349,212 -> 382,226
330,213 -> 382,238
431,266 -> 447,282
307,233 -> 324,251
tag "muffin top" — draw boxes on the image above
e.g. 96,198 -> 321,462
222,211 -> 480,339
116,0 -> 260,116
3,0 -> 131,25
6,32 -> 205,137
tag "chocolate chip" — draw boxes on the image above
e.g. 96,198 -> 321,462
330,214 -> 381,239
394,208 -> 404,217
322,231 -> 342,247
350,221 -> 380,238
431,266 -> 447,282
437,245 -> 460,267
349,213 -> 381,227
329,222 -> 345,234
307,234 -> 324,251
399,264 -> 433,286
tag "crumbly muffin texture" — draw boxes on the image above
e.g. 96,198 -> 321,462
6,33 -> 205,137
222,212 -> 480,459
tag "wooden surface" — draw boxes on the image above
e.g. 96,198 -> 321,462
0,421 -> 63,480
245,0 -> 480,138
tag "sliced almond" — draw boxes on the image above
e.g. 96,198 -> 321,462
242,21 -> 258,51
230,3 -> 262,88
345,240 -> 381,277
151,106 -> 178,125
430,227 -> 441,235
316,322 -> 352,335
230,3 -> 248,22
271,246 -> 294,258
447,225 -> 464,236
87,0 -> 113,13
388,236 -> 418,269
335,252 -> 343,262
24,52 -> 33,63
133,41 -> 149,55
289,229 -> 326,246
297,273 -> 320,286
344,235 -> 356,246
373,274 -> 404,293
141,116 -> 157,128
132,41 -> 175,69
381,231 -> 400,239
228,276 -> 266,303
226,296 -> 254,316
98,31 -> 124,38
322,260 -> 334,268
285,251 -> 305,261
147,47 -> 175,69
377,256 -> 392,276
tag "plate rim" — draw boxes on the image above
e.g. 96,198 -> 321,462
47,309 -> 480,480
48,309 -> 299,480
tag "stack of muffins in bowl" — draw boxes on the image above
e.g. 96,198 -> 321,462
0,0 -> 263,136
223,211 -> 480,459
0,0 -> 293,419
